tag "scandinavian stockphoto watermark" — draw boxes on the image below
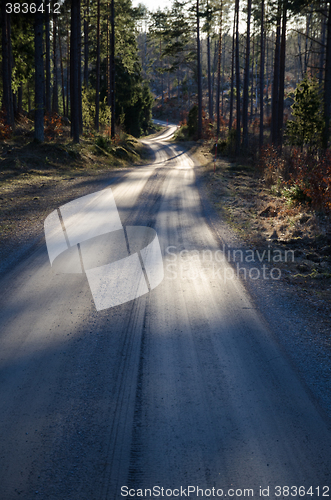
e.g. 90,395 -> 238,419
165,245 -> 295,282
44,188 -> 164,311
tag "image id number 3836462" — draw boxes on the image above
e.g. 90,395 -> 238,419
6,3 -> 60,14
274,486 -> 330,497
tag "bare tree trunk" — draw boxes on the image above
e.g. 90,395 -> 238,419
221,38 -> 225,116
271,0 -> 281,145
229,7 -> 236,131
250,35 -> 254,122
278,0 -> 287,149
27,81 -> 31,113
319,6 -> 327,87
266,29 -> 269,117
45,9 -> 51,113
71,0 -> 81,142
323,0 -> 331,148
1,2 -> 14,126
59,26 -> 66,116
52,15 -> 59,113
161,39 -> 164,107
207,34 -> 213,120
259,0 -> 265,150
242,0 -> 252,150
197,0 -> 203,139
18,83 -> 23,115
304,7 -> 312,75
235,0 -> 241,154
84,0 -> 89,88
66,25 -> 70,118
216,0 -> 223,136
95,0 -> 101,131
110,0 -> 116,138
34,0 -> 44,142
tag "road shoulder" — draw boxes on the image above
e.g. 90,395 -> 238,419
188,142 -> 331,423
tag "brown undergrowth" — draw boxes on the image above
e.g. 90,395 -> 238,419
192,141 -> 331,318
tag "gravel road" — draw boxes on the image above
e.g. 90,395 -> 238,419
0,125 -> 330,500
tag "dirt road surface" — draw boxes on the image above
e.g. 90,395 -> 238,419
0,125 -> 330,499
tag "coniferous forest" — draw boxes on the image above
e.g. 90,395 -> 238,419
1,0 -> 331,211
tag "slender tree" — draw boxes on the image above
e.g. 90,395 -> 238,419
52,14 -> 59,113
235,0 -> 241,153
197,0 -> 203,139
84,0 -> 89,88
59,22 -> 66,116
278,0 -> 287,148
271,0 -> 281,145
70,0 -> 81,142
45,9 -> 51,113
206,0 -> 213,120
216,0 -> 223,136
1,1 -> 14,126
229,7 -> 236,130
323,0 -> 331,148
95,0 -> 101,131
242,0 -> 252,150
34,0 -> 44,142
259,0 -> 265,149
110,0 -> 115,138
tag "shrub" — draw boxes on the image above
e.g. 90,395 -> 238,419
288,149 -> 331,212
258,144 -> 286,187
44,112 -> 63,140
0,110 -> 12,140
174,124 -> 189,141
285,75 -> 324,151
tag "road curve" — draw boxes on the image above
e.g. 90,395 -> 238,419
0,126 -> 330,499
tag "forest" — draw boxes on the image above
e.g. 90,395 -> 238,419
1,0 -> 331,212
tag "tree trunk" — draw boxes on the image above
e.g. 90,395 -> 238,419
259,0 -> 265,150
196,0 -> 203,139
84,0 -> 89,88
216,0 -> 223,136
95,0 -> 101,131
70,0 -> 81,142
235,0 -> 241,154
1,2 -> 14,126
34,0 -> 44,142
319,6 -> 327,88
250,35 -> 254,122
207,34 -> 213,120
110,0 -> 116,138
229,7 -> 236,131
221,38 -> 225,116
271,0 -> 281,146
242,0 -> 252,150
66,25 -> 70,118
59,26 -> 66,116
161,39 -> 164,107
278,0 -> 287,149
18,83 -> 23,115
323,0 -> 331,148
45,9 -> 51,113
52,15 -> 59,113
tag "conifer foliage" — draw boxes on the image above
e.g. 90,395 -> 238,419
0,0 -> 153,142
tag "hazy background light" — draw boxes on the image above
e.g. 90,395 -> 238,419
132,0 -> 172,11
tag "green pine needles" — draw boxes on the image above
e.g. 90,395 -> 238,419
286,75 -> 324,151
